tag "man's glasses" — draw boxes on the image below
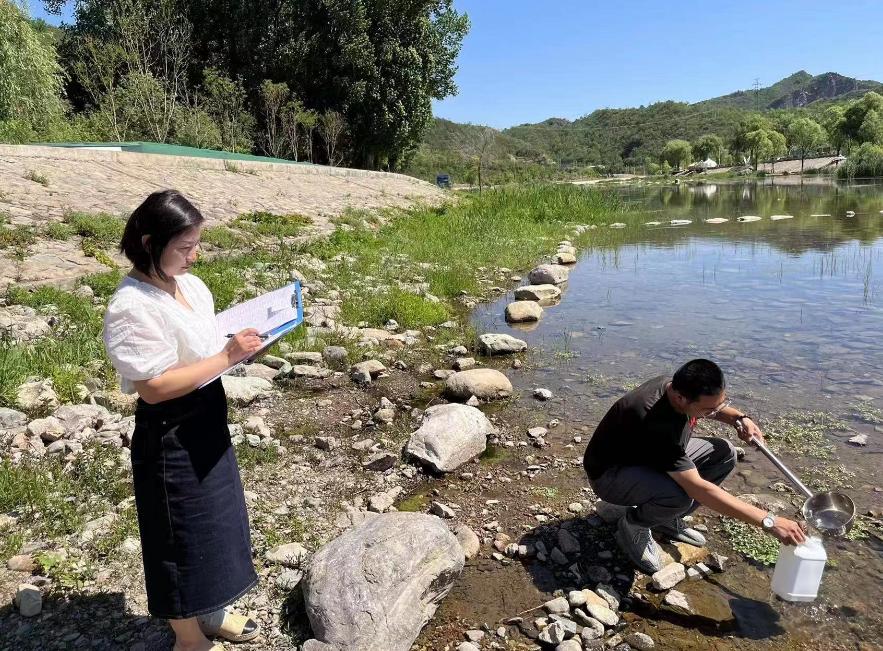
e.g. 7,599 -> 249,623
701,398 -> 731,419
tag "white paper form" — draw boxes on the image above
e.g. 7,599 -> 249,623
200,282 -> 303,388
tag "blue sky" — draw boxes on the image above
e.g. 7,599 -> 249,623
29,0 -> 883,128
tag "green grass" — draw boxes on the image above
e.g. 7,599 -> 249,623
1,285 -> 108,408
25,170 -> 49,186
722,518 -> 780,565
0,225 -> 36,251
81,269 -> 125,299
45,221 -> 75,241
232,210 -> 312,239
64,211 -> 125,245
341,287 -> 449,329
234,440 -> 281,469
202,225 -> 248,249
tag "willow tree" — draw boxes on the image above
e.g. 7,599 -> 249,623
787,117 -> 825,173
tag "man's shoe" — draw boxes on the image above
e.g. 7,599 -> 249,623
653,518 -> 707,547
615,513 -> 662,574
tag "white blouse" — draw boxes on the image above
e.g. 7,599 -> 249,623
103,273 -> 225,394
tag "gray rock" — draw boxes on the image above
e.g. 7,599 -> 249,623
595,584 -> 621,611
477,333 -> 528,356
538,621 -> 567,645
514,284 -> 562,302
302,512 -> 463,651
663,589 -> 691,615
368,487 -> 403,513
314,436 -> 339,451
244,362 -> 280,381
287,351 -> 324,365
465,629 -> 485,642
708,553 -> 728,572
548,614 -> 578,636
505,301 -> 543,323
0,305 -> 52,343
243,415 -> 271,438
27,416 -> 66,442
452,524 -> 480,560
53,403 -> 112,435
429,502 -> 456,519
652,562 -> 686,590
15,583 -> 41,617
291,364 -> 333,379
555,252 -> 577,265
528,264 -> 569,285
373,407 -> 396,425
6,555 -> 35,572
544,596 -> 570,615
453,357 -> 476,371
533,387 -> 553,401
16,379 -> 59,412
266,542 -> 309,567
362,452 -> 398,471
261,354 -> 290,369
557,529 -> 581,554
625,632 -> 655,650
323,346 -> 350,370
0,407 -> 28,428
351,360 -> 387,384
275,569 -> 304,591
221,375 -> 273,405
445,369 -> 513,401
585,602 -> 618,627
579,616 -> 605,641
586,565 -> 612,583
405,403 -> 494,473
457,644 -> 480,651
556,640 -> 582,651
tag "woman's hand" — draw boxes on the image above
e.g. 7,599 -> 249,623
224,328 -> 264,365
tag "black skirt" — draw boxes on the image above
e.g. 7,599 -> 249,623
131,379 -> 258,619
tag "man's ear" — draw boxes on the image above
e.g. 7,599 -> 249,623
141,234 -> 150,250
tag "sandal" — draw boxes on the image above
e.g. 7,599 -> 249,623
197,609 -> 261,643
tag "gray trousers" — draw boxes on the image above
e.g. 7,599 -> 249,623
589,436 -> 737,528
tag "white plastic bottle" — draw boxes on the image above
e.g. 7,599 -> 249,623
771,536 -> 827,602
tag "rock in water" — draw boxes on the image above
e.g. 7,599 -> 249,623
477,333 -> 528,356
302,512 -> 464,651
405,404 -> 495,472
513,284 -> 562,303
625,632 -> 655,650
505,301 -> 543,323
528,264 -> 569,285
445,369 -> 513,401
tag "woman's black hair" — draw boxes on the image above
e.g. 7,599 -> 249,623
120,190 -> 205,281
671,359 -> 725,402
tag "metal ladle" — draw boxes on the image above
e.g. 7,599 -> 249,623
750,437 -> 856,537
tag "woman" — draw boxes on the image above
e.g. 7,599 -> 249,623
103,190 -> 263,651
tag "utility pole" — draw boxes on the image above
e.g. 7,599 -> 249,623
753,78 -> 761,111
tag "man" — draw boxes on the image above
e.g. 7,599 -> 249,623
584,359 -> 806,574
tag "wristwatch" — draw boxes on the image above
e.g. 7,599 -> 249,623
762,511 -> 776,530
735,414 -> 751,428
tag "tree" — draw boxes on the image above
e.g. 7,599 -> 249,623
743,129 -> 772,171
203,67 -> 253,153
0,1 -> 65,129
729,114 -> 771,165
841,91 -> 883,145
455,126 -> 497,193
298,108 -> 318,163
660,139 -> 692,171
281,97 -> 304,161
259,79 -> 290,158
787,117 -> 825,173
858,109 -> 883,146
692,134 -> 724,163
766,130 -> 787,173
319,110 -> 346,166
822,105 -> 848,155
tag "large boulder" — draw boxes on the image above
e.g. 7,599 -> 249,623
504,301 -> 543,323
16,379 -> 59,412
477,333 -> 527,356
514,284 -> 562,303
444,369 -> 512,401
0,407 -> 28,429
0,305 -> 53,343
221,375 -> 273,405
405,403 -> 495,472
302,512 -> 464,651
53,404 -> 112,435
528,264 -> 569,285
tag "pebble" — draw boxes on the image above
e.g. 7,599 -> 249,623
429,501 -> 456,518
556,640 -> 582,651
567,502 -> 584,514
465,630 -> 485,642
15,584 -> 41,617
538,620 -> 567,645
651,562 -> 685,590
663,589 -> 692,614
6,554 -> 35,572
625,632 -> 655,650
457,643 -> 480,651
544,596 -> 571,615
533,388 -> 553,401
275,570 -> 304,590
585,602 -> 618,627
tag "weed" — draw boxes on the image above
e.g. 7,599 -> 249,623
233,211 -> 312,239
234,441 -> 281,469
0,225 -> 36,251
396,493 -> 429,512
341,287 -> 448,329
763,411 -> 848,458
25,170 -> 49,186
64,211 -> 125,245
722,517 -> 779,565
850,401 -> 883,424
531,486 -> 559,499
45,221 -> 75,241
81,269 -> 125,299
202,225 -> 247,249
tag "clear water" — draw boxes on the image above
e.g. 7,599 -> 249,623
467,179 -> 883,648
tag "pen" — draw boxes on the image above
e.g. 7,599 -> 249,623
226,333 -> 269,340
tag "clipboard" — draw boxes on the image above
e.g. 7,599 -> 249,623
200,281 -> 304,388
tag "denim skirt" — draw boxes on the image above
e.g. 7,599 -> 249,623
131,379 -> 258,619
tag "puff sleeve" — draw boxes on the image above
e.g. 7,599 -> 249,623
102,299 -> 179,382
